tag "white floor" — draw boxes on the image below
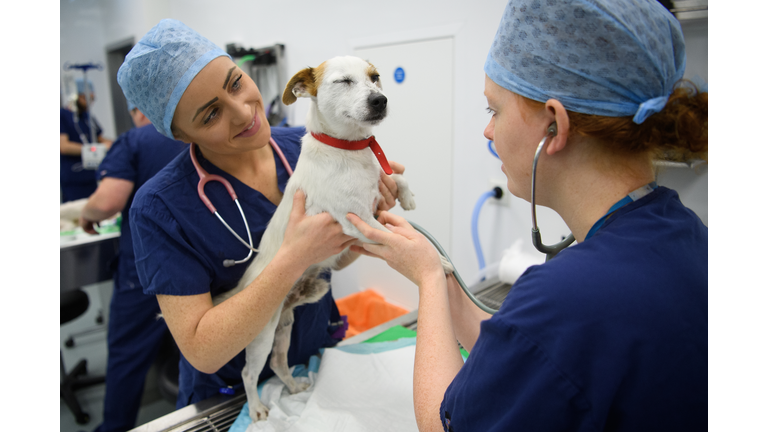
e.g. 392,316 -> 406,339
60,282 -> 176,432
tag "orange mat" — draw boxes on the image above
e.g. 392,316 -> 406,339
335,289 -> 409,339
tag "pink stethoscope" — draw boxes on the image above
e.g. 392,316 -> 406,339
190,138 -> 294,267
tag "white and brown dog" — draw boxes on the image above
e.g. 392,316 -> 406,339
213,56 -> 451,422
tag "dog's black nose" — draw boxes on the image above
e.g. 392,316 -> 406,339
368,94 -> 387,112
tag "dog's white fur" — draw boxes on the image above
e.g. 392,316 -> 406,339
212,56 -> 430,422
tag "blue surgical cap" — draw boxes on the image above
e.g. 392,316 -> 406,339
117,19 -> 230,138
485,0 -> 686,124
75,78 -> 94,95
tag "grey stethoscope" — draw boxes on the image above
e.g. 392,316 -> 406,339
530,123 -> 576,261
411,123 -> 573,315
190,138 -> 294,267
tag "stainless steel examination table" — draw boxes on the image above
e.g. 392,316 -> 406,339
129,277 -> 512,432
61,231 -> 120,292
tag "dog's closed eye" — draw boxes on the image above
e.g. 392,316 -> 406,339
334,77 -> 353,85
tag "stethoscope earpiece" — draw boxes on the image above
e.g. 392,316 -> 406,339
530,121 -> 575,261
546,122 -> 557,137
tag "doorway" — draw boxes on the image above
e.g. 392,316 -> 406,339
106,38 -> 135,137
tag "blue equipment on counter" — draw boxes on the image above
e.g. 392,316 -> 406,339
471,187 -> 503,275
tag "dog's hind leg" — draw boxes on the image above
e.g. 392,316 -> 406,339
269,307 -> 310,394
269,267 -> 329,394
242,302 -> 283,422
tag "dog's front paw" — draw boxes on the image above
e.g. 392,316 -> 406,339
249,399 -> 269,422
392,174 -> 416,211
398,190 -> 416,211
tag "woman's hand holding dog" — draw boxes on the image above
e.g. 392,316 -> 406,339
282,190 -> 358,269
346,210 -> 445,288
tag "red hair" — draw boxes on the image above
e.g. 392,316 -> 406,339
519,80 -> 708,162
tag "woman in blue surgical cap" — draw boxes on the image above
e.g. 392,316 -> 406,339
348,0 -> 707,430
60,79 -> 113,202
117,19 -> 404,410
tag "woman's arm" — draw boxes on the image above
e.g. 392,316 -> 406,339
97,134 -> 113,148
60,132 -> 112,156
158,191 -> 357,374
80,177 -> 134,234
157,246 -> 307,374
60,133 -> 83,156
446,275 -> 492,353
347,211 -> 465,432
412,270 -> 465,432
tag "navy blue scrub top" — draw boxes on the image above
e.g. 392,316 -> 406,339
441,187 -> 707,431
130,126 -> 343,407
96,124 -> 188,292
60,108 -> 102,201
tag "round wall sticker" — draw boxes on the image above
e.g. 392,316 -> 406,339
394,67 -> 405,84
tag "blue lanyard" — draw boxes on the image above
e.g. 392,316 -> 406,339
585,182 -> 657,240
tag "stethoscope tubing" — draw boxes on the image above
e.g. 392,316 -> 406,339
190,138 -> 293,267
410,220 -> 499,315
414,127 -> 578,316
530,126 -> 575,261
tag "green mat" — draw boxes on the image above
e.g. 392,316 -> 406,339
61,214 -> 122,237
363,325 -> 416,343
362,325 -> 469,360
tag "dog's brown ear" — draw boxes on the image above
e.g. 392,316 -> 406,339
283,67 -> 316,105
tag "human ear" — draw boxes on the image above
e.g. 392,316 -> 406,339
544,99 -> 570,156
171,125 -> 191,143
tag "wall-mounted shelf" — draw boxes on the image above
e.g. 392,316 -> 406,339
671,0 -> 707,21
654,159 -> 707,170
225,43 -> 288,126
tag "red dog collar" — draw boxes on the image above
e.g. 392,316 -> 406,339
311,132 -> 393,175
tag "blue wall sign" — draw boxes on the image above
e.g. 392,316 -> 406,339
394,67 -> 405,84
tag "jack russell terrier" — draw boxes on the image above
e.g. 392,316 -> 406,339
213,55 -> 452,422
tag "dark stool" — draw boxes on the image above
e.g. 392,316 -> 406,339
157,335 -> 180,404
60,289 -> 106,425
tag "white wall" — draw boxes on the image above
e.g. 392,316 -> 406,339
60,0 -> 708,308
60,0 -> 114,139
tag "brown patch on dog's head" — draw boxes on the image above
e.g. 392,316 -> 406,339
282,62 -> 327,105
367,63 -> 380,83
